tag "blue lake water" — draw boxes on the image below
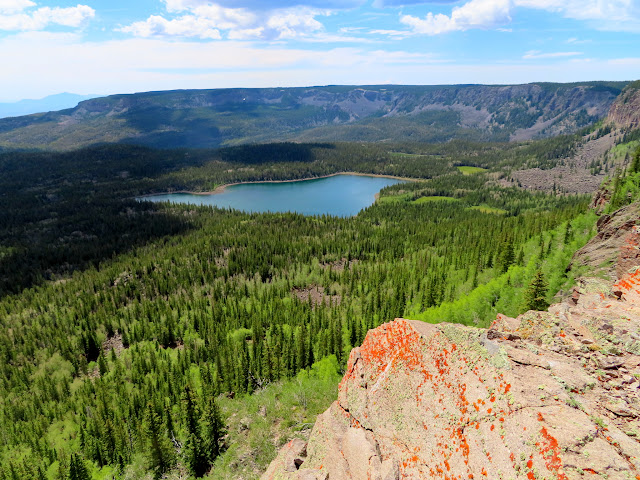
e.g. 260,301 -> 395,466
140,174 -> 404,217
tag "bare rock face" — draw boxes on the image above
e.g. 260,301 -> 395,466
608,84 -> 640,130
263,211 -> 640,480
569,202 -> 639,280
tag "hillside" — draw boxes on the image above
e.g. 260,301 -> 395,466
0,108 -> 638,479
0,82 -> 626,150
264,203 -> 640,480
1,135 -> 606,479
608,81 -> 640,130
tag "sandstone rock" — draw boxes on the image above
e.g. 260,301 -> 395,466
597,357 -> 625,370
505,345 -> 550,368
262,438 -> 309,479
603,400 -> 635,417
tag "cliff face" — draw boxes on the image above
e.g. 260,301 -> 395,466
608,83 -> 640,130
263,206 -> 640,480
0,82 -> 626,150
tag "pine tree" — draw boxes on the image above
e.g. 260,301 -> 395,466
296,324 -> 307,370
497,241 -> 515,273
97,352 -> 108,377
523,271 -> 549,311
37,466 -> 47,480
143,403 -> 175,479
182,385 -> 208,477
349,318 -> 357,347
68,453 -> 90,480
201,395 -> 224,462
563,221 -> 573,244
629,146 -> 640,174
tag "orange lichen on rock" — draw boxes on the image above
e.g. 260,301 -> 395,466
537,427 -> 568,480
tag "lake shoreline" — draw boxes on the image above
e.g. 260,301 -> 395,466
137,172 -> 417,198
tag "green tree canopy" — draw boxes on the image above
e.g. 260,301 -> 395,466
523,271 -> 549,311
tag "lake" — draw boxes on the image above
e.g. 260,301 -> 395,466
140,174 -> 404,217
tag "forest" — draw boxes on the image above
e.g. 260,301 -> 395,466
0,134 -> 638,479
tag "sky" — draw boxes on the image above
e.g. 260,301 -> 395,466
0,0 -> 639,101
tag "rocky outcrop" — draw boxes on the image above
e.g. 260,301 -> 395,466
263,207 -> 640,480
608,83 -> 640,130
570,202 -> 640,280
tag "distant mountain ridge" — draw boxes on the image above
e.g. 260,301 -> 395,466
0,93 -> 99,119
0,82 -> 628,150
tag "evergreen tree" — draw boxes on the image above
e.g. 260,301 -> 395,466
68,454 -> 90,480
349,318 -> 357,347
182,385 -> 208,477
631,147 -> 640,174
296,324 -> 307,370
523,271 -> 549,311
563,222 -> 573,244
497,241 -> 515,273
143,403 -> 175,479
201,395 -> 224,462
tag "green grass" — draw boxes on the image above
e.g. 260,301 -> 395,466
377,193 -> 412,203
412,196 -> 460,204
206,357 -> 341,479
457,166 -> 487,175
468,205 -> 507,215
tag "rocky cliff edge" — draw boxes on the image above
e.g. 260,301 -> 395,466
608,82 -> 640,130
263,205 -> 640,480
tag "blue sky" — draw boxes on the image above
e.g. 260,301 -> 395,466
0,0 -> 639,101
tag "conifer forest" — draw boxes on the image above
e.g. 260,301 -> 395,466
1,132 -> 639,479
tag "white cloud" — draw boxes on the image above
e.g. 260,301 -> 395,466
120,15 -> 222,39
121,3 -> 331,41
369,28 -> 411,37
190,4 -> 256,29
400,0 -> 511,35
400,0 -> 640,35
0,0 -> 34,14
566,37 -> 591,44
373,0 -> 460,6
163,0 -> 365,10
523,50 -> 582,59
227,27 -> 264,40
515,0 -> 640,31
0,3 -> 94,31
265,9 -> 324,39
121,3 -> 256,39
